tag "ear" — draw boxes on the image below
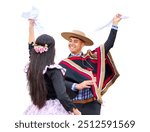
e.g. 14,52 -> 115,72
81,42 -> 85,48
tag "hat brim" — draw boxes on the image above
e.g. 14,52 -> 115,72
61,32 -> 93,46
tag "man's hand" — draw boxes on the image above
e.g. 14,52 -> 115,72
76,80 -> 95,90
112,13 -> 122,26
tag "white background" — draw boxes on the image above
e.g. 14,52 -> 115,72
0,0 -> 150,131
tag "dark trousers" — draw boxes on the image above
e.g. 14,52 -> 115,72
74,100 -> 101,115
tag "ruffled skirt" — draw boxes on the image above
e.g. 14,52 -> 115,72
24,99 -> 71,115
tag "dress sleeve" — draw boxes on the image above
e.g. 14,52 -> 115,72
28,42 -> 34,56
47,69 -> 76,112
65,80 -> 78,99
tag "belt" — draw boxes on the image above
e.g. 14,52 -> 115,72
72,97 -> 96,104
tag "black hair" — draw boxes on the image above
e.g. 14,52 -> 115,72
27,34 -> 55,109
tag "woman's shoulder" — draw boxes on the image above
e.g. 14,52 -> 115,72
43,64 -> 66,75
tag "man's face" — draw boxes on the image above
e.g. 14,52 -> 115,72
68,37 -> 85,54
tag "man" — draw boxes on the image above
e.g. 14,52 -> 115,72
59,14 -> 122,115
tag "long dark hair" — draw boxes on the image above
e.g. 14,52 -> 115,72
27,34 -> 55,109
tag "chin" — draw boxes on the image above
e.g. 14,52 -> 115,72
70,50 -> 75,54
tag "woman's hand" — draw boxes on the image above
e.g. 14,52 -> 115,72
72,108 -> 81,115
29,19 -> 35,29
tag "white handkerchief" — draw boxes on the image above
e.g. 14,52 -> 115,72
95,15 -> 129,31
121,16 -> 129,19
22,6 -> 44,34
22,6 -> 39,20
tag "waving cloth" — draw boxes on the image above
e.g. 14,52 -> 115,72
95,15 -> 129,31
59,45 -> 119,103
22,6 -> 44,34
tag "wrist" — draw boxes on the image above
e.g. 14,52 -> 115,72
112,25 -> 118,30
75,84 -> 81,90
72,83 -> 78,91
72,108 -> 77,112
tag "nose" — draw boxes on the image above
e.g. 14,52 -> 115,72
69,42 -> 74,46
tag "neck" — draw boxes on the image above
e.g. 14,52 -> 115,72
70,52 -> 82,57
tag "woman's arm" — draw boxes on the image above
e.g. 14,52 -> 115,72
28,19 -> 35,44
28,19 -> 35,56
48,69 -> 81,115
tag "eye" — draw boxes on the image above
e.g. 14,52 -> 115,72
74,40 -> 79,43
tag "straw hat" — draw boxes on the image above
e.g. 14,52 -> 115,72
61,30 -> 93,46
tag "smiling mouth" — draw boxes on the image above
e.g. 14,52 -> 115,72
69,45 -> 75,49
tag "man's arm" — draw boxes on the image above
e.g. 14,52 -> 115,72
65,80 -> 79,99
104,14 -> 122,54
104,28 -> 117,54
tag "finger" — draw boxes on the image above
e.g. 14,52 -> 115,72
84,85 -> 91,88
86,80 -> 94,83
87,81 -> 94,85
116,13 -> 122,17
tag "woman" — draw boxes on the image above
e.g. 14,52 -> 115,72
24,20 -> 81,115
